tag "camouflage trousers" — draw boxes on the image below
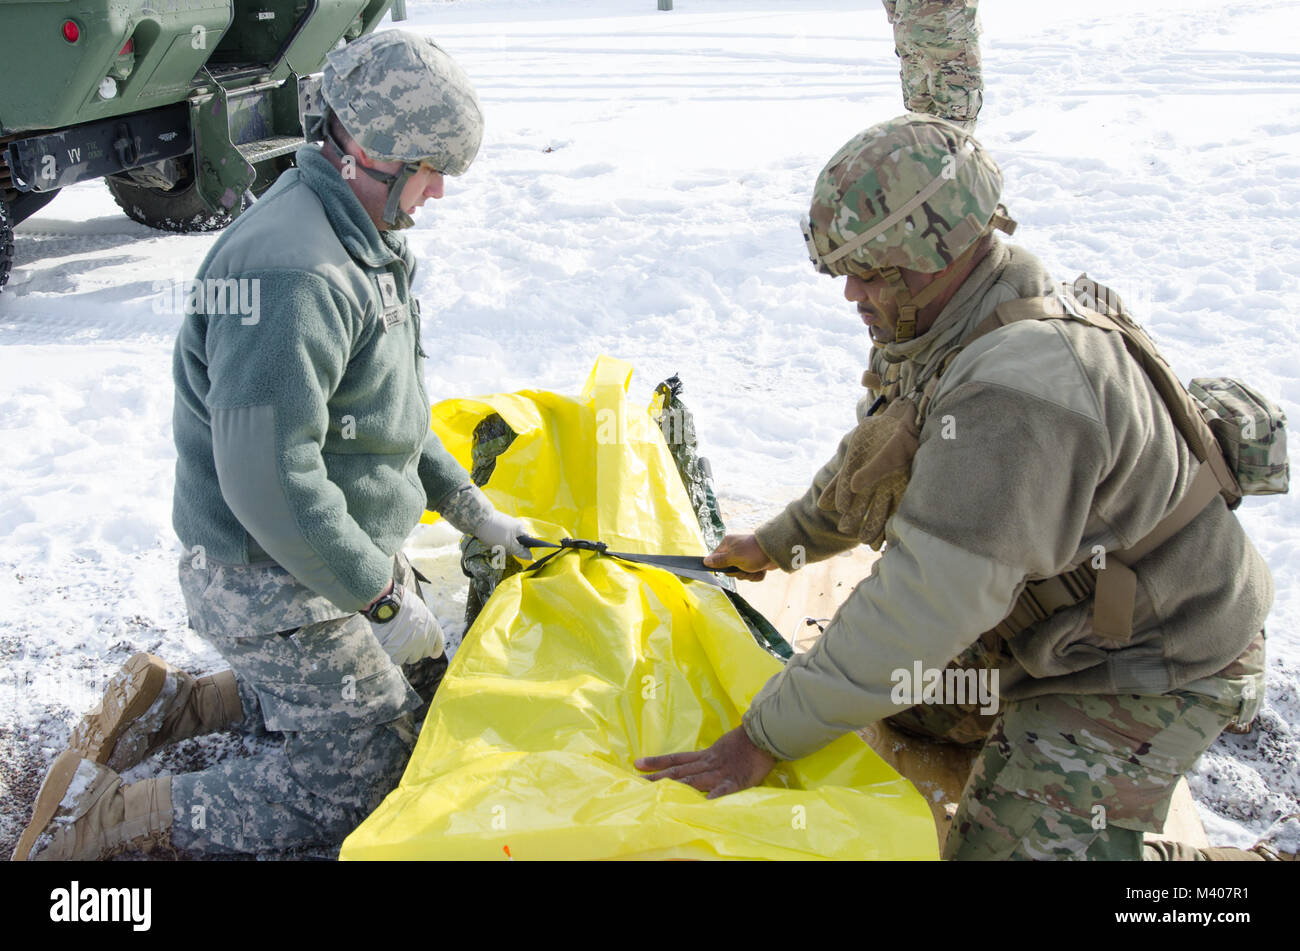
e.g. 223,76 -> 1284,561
168,552 -> 444,856
880,0 -> 983,123
886,632 -> 1266,860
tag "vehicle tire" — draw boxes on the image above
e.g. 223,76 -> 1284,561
0,200 -> 13,292
106,155 -> 293,234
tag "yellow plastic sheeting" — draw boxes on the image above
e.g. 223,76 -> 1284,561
342,356 -> 937,860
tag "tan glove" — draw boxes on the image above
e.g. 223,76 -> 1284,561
817,398 -> 920,549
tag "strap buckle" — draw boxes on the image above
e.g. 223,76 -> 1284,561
558,537 -> 608,555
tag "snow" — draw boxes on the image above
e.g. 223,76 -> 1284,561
59,757 -> 99,810
2,0 -> 1298,856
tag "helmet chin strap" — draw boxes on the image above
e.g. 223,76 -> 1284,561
376,163 -> 421,230
318,113 -> 421,230
873,236 -> 988,344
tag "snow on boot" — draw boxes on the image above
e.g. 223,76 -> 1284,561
12,751 -> 172,861
1251,812 -> 1300,861
68,652 -> 243,772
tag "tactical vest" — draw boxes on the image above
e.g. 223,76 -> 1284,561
867,275 -> 1288,647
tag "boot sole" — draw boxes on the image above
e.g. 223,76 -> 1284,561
12,750 -> 82,861
68,653 -> 169,766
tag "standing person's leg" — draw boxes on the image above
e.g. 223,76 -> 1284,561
886,0 -> 938,117
891,0 -> 983,127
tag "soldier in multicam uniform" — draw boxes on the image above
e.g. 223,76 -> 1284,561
14,31 -> 536,861
639,115 -> 1288,860
881,0 -> 983,131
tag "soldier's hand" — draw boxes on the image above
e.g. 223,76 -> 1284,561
471,509 -> 535,562
703,533 -> 777,581
438,485 -> 534,561
634,725 -> 776,799
369,584 -> 445,666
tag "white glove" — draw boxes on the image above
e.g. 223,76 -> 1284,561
368,584 -> 445,666
471,508 -> 534,561
438,485 -> 534,561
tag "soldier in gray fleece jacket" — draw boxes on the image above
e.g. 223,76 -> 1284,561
15,33 -> 536,862
637,115 -> 1274,861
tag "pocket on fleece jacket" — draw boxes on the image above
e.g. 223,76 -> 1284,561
1003,602 -> 1111,679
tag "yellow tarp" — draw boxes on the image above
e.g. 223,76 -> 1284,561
341,356 -> 938,860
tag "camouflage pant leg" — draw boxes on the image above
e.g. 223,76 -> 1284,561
944,634 -> 1265,861
887,0 -> 982,122
884,634 -> 1000,747
199,660 -> 424,743
169,711 -> 418,855
401,558 -> 450,718
1140,633 -> 1267,861
1143,839 -> 1213,861
222,673 -> 268,736
187,554 -> 444,737
168,556 -> 427,855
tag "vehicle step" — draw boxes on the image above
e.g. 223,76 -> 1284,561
237,135 -> 303,164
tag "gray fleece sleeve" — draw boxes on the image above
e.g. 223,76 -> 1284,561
419,430 -> 473,513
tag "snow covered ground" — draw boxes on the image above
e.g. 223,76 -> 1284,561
2,0 -> 1297,857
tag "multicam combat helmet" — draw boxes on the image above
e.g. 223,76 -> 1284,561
801,114 -> 1016,342
319,30 -> 484,228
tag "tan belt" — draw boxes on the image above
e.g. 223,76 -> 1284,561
995,464 -> 1222,645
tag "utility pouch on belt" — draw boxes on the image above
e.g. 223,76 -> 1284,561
1188,378 -> 1289,497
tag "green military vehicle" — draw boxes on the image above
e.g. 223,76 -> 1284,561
0,0 -> 405,291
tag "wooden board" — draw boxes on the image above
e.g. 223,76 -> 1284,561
739,547 -> 1208,853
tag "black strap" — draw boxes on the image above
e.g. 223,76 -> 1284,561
520,535 -> 741,587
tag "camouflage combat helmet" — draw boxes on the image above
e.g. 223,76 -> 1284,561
801,114 -> 1016,342
319,30 -> 484,229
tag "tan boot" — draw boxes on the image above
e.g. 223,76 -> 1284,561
12,751 -> 172,861
1150,812 -> 1300,861
1197,846 -> 1268,861
69,653 -> 243,772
